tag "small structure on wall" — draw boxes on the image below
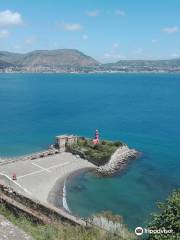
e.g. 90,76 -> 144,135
55,135 -> 78,152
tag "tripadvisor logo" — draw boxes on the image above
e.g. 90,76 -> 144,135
135,227 -> 143,236
135,226 -> 174,236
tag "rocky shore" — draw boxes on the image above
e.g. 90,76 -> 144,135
96,145 -> 138,176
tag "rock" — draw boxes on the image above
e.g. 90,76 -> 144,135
96,145 -> 138,176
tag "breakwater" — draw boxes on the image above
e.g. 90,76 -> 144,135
96,145 -> 138,176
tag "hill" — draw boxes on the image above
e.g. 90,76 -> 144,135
1,49 -> 180,72
103,59 -> 180,70
0,49 -> 99,68
0,51 -> 23,65
0,59 -> 14,69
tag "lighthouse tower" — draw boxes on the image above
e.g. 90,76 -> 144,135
93,129 -> 99,145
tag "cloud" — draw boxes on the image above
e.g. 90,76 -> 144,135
61,22 -> 82,31
115,10 -> 125,16
162,26 -> 179,34
151,39 -> 158,43
0,10 -> 23,26
171,53 -> 179,58
0,29 -> 9,38
113,43 -> 119,48
104,53 -> 125,60
13,44 -> 22,50
87,10 -> 100,17
132,48 -> 143,55
82,34 -> 88,40
25,36 -> 37,45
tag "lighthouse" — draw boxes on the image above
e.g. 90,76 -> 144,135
93,129 -> 99,145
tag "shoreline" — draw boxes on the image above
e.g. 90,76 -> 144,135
0,150 -> 96,213
47,167 -> 95,212
1,71 -> 180,75
0,139 -> 138,215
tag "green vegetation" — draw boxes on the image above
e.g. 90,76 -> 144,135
0,204 -> 135,240
147,189 -> 180,240
67,138 -> 123,166
104,59 -> 180,68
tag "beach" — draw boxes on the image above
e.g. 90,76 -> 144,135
48,167 -> 95,212
0,142 -> 138,215
0,152 -> 96,212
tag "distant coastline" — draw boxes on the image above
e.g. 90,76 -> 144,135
1,70 -> 180,74
1,49 -> 180,74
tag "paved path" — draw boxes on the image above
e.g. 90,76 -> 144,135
0,214 -> 33,240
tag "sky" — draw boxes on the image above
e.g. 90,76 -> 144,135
0,0 -> 180,62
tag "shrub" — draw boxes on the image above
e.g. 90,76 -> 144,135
0,204 -> 135,240
68,138 -> 123,166
147,189 -> 180,240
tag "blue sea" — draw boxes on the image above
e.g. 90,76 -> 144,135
0,73 -> 180,229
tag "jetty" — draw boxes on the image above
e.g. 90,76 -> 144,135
96,145 -> 137,176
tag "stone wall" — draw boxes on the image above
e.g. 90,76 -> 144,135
0,183 -> 86,226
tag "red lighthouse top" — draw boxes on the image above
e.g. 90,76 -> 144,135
95,129 -> 99,140
93,129 -> 99,145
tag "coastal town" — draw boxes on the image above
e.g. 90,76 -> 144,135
1,64 -> 180,73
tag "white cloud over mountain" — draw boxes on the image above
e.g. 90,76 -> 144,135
0,10 -> 23,26
0,29 -> 9,38
82,34 -> 88,40
61,22 -> 82,31
162,26 -> 179,34
25,36 -> 37,45
115,10 -> 125,16
86,10 -> 100,17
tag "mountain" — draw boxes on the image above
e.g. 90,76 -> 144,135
0,51 -> 23,65
104,59 -> 180,69
0,49 -> 99,68
1,49 -> 180,72
0,59 -> 13,69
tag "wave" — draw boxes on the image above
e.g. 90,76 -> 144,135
62,179 -> 71,212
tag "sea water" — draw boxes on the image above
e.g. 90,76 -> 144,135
0,73 -> 179,229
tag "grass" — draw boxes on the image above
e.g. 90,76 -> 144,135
0,204 -> 136,240
67,138 -> 123,166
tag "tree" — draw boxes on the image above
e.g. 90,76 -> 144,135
147,189 -> 180,240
